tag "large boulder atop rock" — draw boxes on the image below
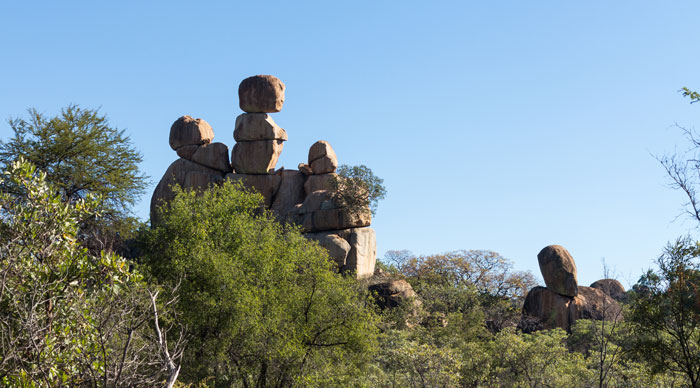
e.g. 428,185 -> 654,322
305,231 -> 351,268
150,158 -> 225,223
308,140 -> 338,174
336,227 -> 376,278
304,173 -> 337,196
238,75 -> 285,113
537,245 -> 578,297
270,170 -> 307,220
231,140 -> 284,174
190,142 -> 231,172
169,116 -> 214,151
234,113 -> 288,142
590,279 -> 626,302
226,173 -> 282,207
369,279 -> 417,309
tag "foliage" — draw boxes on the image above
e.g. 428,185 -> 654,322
0,160 -> 182,387
0,105 -> 148,253
628,237 -> 700,388
384,249 -> 536,332
331,164 -> 386,216
141,180 -> 379,387
681,87 -> 700,104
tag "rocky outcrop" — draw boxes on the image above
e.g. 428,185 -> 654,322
369,278 -> 417,309
538,245 -> 578,297
590,279 -> 626,302
151,75 -> 377,278
522,245 -> 621,332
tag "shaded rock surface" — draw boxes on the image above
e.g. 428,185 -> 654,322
226,173 -> 281,207
190,142 -> 231,172
538,245 -> 578,297
291,191 -> 371,232
304,173 -> 337,196
270,170 -> 307,220
238,75 -> 285,113
231,140 -> 284,174
335,227 -> 376,278
306,231 -> 351,268
169,116 -> 214,151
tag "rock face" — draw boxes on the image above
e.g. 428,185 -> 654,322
572,286 -> 621,321
169,116 -> 214,151
238,75 -> 285,113
522,286 -> 575,331
538,245 -> 578,297
152,75 -> 378,279
231,140 -> 284,174
590,279 -> 626,302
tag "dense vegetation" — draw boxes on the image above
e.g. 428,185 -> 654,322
1,103 -> 700,387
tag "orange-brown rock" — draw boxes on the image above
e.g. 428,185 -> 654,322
336,227 -> 376,278
234,113 -> 288,142
231,140 -> 284,174
270,170 -> 307,220
590,279 -> 626,302
169,116 -> 214,151
190,142 -> 231,172
305,231 -> 351,268
369,279 -> 417,309
238,75 -> 285,113
291,191 -> 371,232
538,245 -> 578,297
304,173 -> 337,195
308,140 -> 338,174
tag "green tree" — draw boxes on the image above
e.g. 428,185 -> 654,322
629,237 -> 700,388
331,164 -> 386,216
0,105 -> 148,253
141,180 -> 379,387
0,160 -> 183,387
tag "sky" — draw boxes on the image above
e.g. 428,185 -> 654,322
1,1 -> 699,288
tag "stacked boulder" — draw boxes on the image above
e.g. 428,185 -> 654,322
151,116 -> 232,222
150,74 -> 377,278
521,245 -> 622,332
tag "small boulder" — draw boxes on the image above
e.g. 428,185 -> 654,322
308,140 -> 337,166
190,142 -> 231,172
521,286 -> 575,332
238,75 -> 285,113
369,279 -> 417,309
298,163 -> 313,176
306,231 -> 351,268
226,173 -> 282,207
590,279 -> 626,302
169,116 -> 214,151
231,140 -> 284,174
234,113 -> 288,142
538,245 -> 578,297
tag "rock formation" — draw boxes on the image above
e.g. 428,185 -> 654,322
522,245 -> 621,332
590,278 -> 626,302
151,75 -> 377,278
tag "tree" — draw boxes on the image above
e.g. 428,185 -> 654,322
331,164 -> 386,216
0,105 -> 148,253
0,159 -> 184,387
629,237 -> 700,388
141,180 -> 379,387
681,87 -> 700,104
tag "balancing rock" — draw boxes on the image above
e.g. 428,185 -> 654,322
231,140 -> 284,174
538,245 -> 578,297
234,113 -> 288,142
308,140 -> 338,174
169,116 -> 214,151
238,75 -> 285,113
590,279 -> 626,302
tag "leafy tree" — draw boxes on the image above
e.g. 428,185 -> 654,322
681,87 -> 700,104
331,164 -> 386,216
0,105 -> 148,253
141,180 -> 379,387
629,237 -> 700,388
0,160 -> 183,387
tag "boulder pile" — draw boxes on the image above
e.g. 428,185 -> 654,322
521,245 -> 623,332
150,75 -> 377,278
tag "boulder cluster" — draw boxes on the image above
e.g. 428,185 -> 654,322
521,245 -> 624,332
151,75 -> 376,278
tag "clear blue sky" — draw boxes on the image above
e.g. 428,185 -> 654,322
2,1 -> 699,287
